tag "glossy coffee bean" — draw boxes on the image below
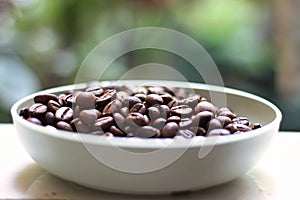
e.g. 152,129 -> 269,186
85,86 -> 104,96
122,96 -> 142,109
130,103 -> 147,114
113,113 -> 125,128
195,101 -> 215,114
207,129 -> 231,136
192,111 -> 214,127
166,116 -> 181,124
93,116 -> 114,131
148,106 -> 161,120
19,108 -> 29,119
109,125 -> 125,137
170,105 -> 193,117
207,118 -> 223,131
34,94 -> 58,105
102,100 -> 121,115
179,95 -> 200,108
76,92 -> 96,109
134,126 -> 159,138
126,113 -> 149,127
56,121 -> 73,132
177,129 -> 195,138
29,103 -> 47,117
161,122 -> 179,138
79,110 -> 98,125
44,112 -> 55,125
27,117 -> 42,125
145,94 -> 163,106
216,116 -> 232,127
152,118 -> 166,129
232,117 -> 250,126
97,89 -> 117,107
47,100 -> 61,113
55,107 -> 73,122
217,108 -> 237,119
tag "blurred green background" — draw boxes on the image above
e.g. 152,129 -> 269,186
0,0 -> 299,130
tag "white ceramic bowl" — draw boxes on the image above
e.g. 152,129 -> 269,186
11,80 -> 282,194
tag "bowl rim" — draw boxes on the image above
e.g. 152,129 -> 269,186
11,80 -> 282,149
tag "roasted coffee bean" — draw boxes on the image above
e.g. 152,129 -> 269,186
207,118 -> 223,131
109,125 -> 125,136
130,103 -> 147,114
161,93 -> 174,104
170,105 -> 193,117
216,116 -> 232,127
251,123 -> 262,130
27,117 -> 42,125
44,112 -> 55,125
29,103 -> 47,117
55,107 -> 73,122
116,91 -> 130,101
158,105 -> 170,118
122,96 -> 142,109
75,120 -> 92,133
179,95 -> 200,108
47,100 -> 61,113
58,94 -> 67,106
145,94 -> 163,106
152,118 -> 166,129
56,121 -> 73,132
225,123 -> 252,133
64,94 -> 76,107
191,111 -> 214,127
190,126 -> 207,136
134,93 -> 146,102
120,107 -> 129,117
179,118 -> 192,129
34,94 -> 58,105
177,129 -> 195,138
166,116 -> 181,124
217,108 -> 237,119
113,113 -> 126,128
103,100 -> 121,115
19,108 -> 29,119
148,106 -> 161,120
148,86 -> 165,95
195,101 -> 215,114
126,113 -> 149,127
85,86 -> 104,96
79,110 -> 98,125
134,126 -> 159,138
207,129 -> 231,136
93,116 -> 114,131
76,92 -> 96,109
167,99 -> 179,108
161,122 -> 179,138
133,86 -> 148,95
232,117 -> 249,126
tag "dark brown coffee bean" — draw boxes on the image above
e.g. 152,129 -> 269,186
191,111 -> 214,127
190,126 -> 207,136
152,118 -> 166,129
64,94 -> 76,107
47,100 -> 61,113
79,110 -> 98,125
93,116 -> 114,131
177,129 -> 195,138
34,94 -> 58,105
234,124 -> 252,132
134,126 -> 159,138
158,105 -> 170,118
251,123 -> 262,130
161,93 -> 174,104
133,86 -> 148,95
27,117 -> 42,125
217,108 -> 237,119
55,107 -> 73,122
56,121 -> 73,132
207,129 -> 231,136
195,101 -> 216,114
116,91 -> 130,101
19,108 -> 29,119
76,92 -> 96,109
58,94 -> 67,106
207,118 -> 223,131
166,116 -> 181,124
179,95 -> 200,108
170,105 -> 193,117
85,86 -> 104,96
29,103 -> 47,117
103,100 -> 121,115
179,118 -> 192,129
120,107 -> 129,117
145,94 -> 163,106
113,113 -> 125,128
148,106 -> 161,120
122,96 -> 142,109
75,120 -> 92,133
134,93 -> 146,102
126,113 -> 149,127
167,99 -> 179,108
232,117 -> 250,126
161,122 -> 179,138
216,116 -> 232,127
148,86 -> 165,95
44,112 -> 55,125
130,103 -> 147,114
109,125 -> 125,136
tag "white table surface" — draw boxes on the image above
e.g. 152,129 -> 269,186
1,123 -> 299,200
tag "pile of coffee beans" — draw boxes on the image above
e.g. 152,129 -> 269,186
19,82 -> 262,138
